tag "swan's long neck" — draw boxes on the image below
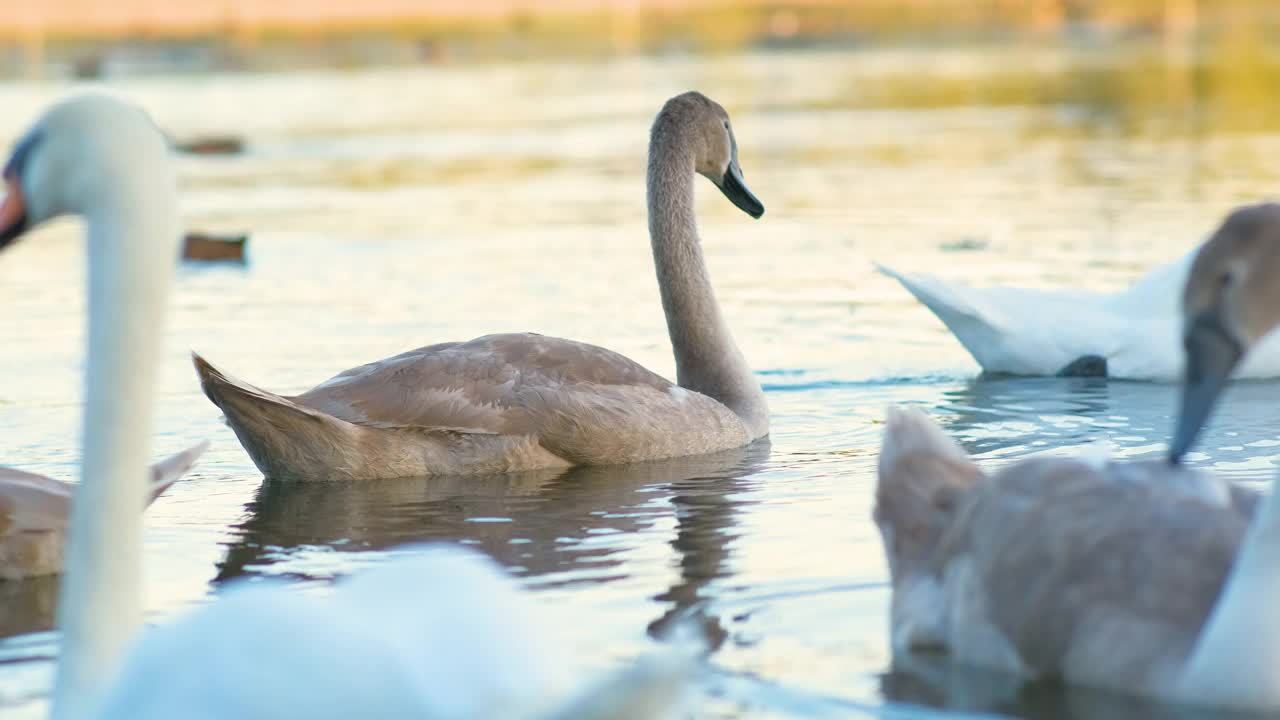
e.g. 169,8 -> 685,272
51,170 -> 179,719
1178,483 -> 1280,709
647,130 -> 767,438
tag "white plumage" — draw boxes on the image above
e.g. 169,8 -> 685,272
92,545 -> 690,720
878,248 -> 1280,380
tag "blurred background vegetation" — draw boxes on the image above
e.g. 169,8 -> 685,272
1,0 -> 1278,136
0,1 -> 1261,69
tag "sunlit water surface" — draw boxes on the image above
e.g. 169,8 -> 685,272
1,45 -> 1279,719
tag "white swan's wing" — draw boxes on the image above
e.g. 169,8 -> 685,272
93,545 -> 686,720
1097,246 -> 1280,379
1104,248 -> 1194,314
876,263 -> 1121,376
1235,331 -> 1280,379
877,409 -> 1249,697
876,249 -> 1232,379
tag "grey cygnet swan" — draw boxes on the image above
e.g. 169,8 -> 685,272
194,91 -> 768,481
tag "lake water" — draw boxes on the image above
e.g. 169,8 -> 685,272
2,43 -> 1279,718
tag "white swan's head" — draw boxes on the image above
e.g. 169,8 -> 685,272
652,91 -> 764,219
0,93 -> 171,248
1172,202 -> 1280,462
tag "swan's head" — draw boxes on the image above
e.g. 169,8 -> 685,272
1171,203 -> 1280,463
652,91 -> 764,219
0,93 -> 170,249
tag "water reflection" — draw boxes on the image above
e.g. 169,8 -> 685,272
883,652 -> 1274,720
931,376 -> 1280,475
940,376 -> 1124,457
215,442 -> 771,647
648,441 -> 772,649
0,577 -> 59,640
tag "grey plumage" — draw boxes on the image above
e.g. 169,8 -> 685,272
196,92 -> 767,481
876,407 -> 1256,698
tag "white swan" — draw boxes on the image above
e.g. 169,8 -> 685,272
876,243 -> 1280,380
95,546 -> 692,720
0,95 -> 204,579
874,203 -> 1280,711
192,91 -> 767,481
1,95 -> 689,720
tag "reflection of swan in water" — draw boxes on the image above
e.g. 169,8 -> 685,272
0,575 -> 59,639
213,468 -> 569,582
939,376 -> 1113,441
215,441 -> 771,647
881,653 -> 1239,720
931,375 -> 1130,459
935,373 -> 1280,465
648,441 -> 771,649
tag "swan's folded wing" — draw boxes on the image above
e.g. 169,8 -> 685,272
937,457 -> 1246,693
0,445 -> 202,536
293,333 -> 676,436
0,467 -> 71,536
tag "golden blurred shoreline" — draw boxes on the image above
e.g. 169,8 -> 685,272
0,0 -> 1275,77
0,0 -> 1230,38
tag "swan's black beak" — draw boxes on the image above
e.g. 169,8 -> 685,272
0,174 -> 28,251
1170,315 -> 1243,464
718,160 -> 764,219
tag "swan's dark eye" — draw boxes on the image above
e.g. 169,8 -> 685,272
723,121 -> 730,130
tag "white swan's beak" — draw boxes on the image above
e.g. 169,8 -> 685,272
1170,314 -> 1243,464
0,173 -> 27,249
717,159 -> 764,219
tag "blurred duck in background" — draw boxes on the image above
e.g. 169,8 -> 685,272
2,95 -> 690,720
182,231 -> 248,263
193,91 -> 769,481
873,204 -> 1280,712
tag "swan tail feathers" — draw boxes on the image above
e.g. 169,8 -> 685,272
875,263 -> 987,320
876,406 -> 982,582
192,352 -> 354,480
193,352 -> 304,415
146,441 -> 209,504
875,263 -> 1011,370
